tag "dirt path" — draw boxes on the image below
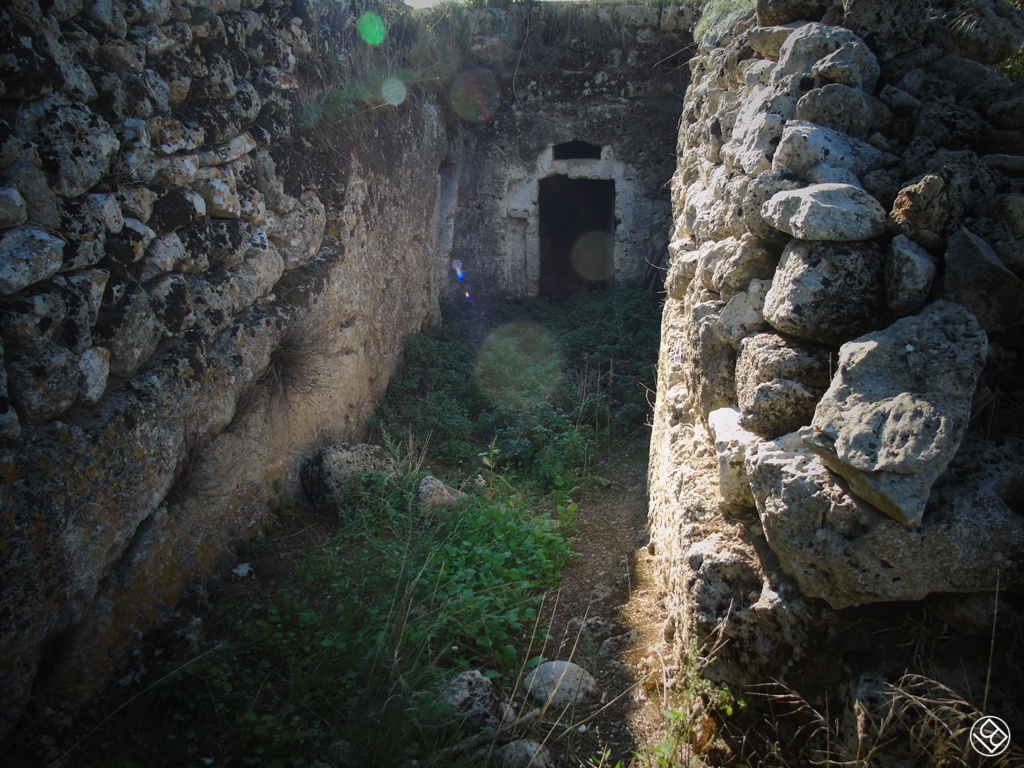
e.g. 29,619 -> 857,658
529,440 -> 672,767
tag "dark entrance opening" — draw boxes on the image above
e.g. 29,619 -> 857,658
553,140 -> 602,160
538,176 -> 615,301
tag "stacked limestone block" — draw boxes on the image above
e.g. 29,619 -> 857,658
0,0 -> 326,437
649,0 -> 1024,687
0,0 -> 448,736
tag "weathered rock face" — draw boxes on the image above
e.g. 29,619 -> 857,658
802,301 -> 987,527
746,432 -> 1024,609
448,6 -> 685,298
649,0 -> 1024,700
0,0 -> 450,736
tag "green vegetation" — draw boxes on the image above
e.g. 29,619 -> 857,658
373,285 -> 661,483
62,285 -> 660,767
692,0 -> 755,45
999,0 -> 1024,80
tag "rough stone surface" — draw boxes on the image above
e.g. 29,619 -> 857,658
772,119 -> 883,180
926,0 -> 1024,65
771,23 -> 863,85
6,345 -> 79,423
943,228 -> 1024,333
794,82 -> 875,138
0,187 -> 28,228
493,740 -> 555,768
763,239 -> 884,345
653,0 -> 1024,748
842,0 -> 927,61
76,346 -> 110,406
747,432 -> 1024,608
0,226 -> 64,295
761,182 -> 887,241
885,235 -> 935,316
418,475 -> 469,513
802,301 -> 987,526
437,669 -> 501,732
756,0 -> 831,27
300,444 -> 398,516
736,332 -> 831,439
523,660 -> 599,710
708,407 -> 760,507
93,282 -> 162,378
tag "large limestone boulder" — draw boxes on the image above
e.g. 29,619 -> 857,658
736,332 -> 831,439
794,83 -> 876,139
722,75 -> 809,176
763,239 -> 884,345
771,23 -> 865,85
801,301 -> 987,527
746,432 -> 1024,608
943,228 -> 1024,333
300,444 -> 397,516
772,120 -> 883,181
761,182 -> 887,241
841,0 -> 928,61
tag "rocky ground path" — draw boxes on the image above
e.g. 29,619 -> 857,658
526,440 -> 677,767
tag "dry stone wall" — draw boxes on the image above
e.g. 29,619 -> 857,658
0,0 -> 448,733
649,0 -> 1024,710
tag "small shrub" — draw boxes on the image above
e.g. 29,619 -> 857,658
692,0 -> 755,45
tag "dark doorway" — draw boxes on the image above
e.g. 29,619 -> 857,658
538,176 -> 615,301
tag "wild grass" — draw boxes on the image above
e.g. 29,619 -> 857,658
372,284 -> 662,484
691,0 -> 755,46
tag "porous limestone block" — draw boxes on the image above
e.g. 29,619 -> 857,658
268,190 -> 326,270
0,285 -> 67,350
76,346 -> 110,406
92,282 -> 162,378
6,345 -> 78,422
772,119 -> 883,180
795,82 -> 875,138
736,332 -> 831,439
747,432 -> 1024,607
763,239 -> 884,345
0,186 -> 27,228
841,0 -> 927,61
719,278 -> 771,347
884,234 -> 935,316
761,182 -> 887,241
0,226 -> 64,295
811,39 -> 880,92
943,228 -> 1024,333
770,23 -> 863,85
801,301 -> 987,526
708,407 -> 760,507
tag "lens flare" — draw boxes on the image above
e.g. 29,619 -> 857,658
570,231 -> 615,282
357,12 -> 386,46
448,68 -> 500,124
474,322 -> 563,409
451,259 -> 464,281
381,77 -> 407,106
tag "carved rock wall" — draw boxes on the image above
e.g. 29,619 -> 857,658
0,0 -> 448,733
443,3 -> 695,298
